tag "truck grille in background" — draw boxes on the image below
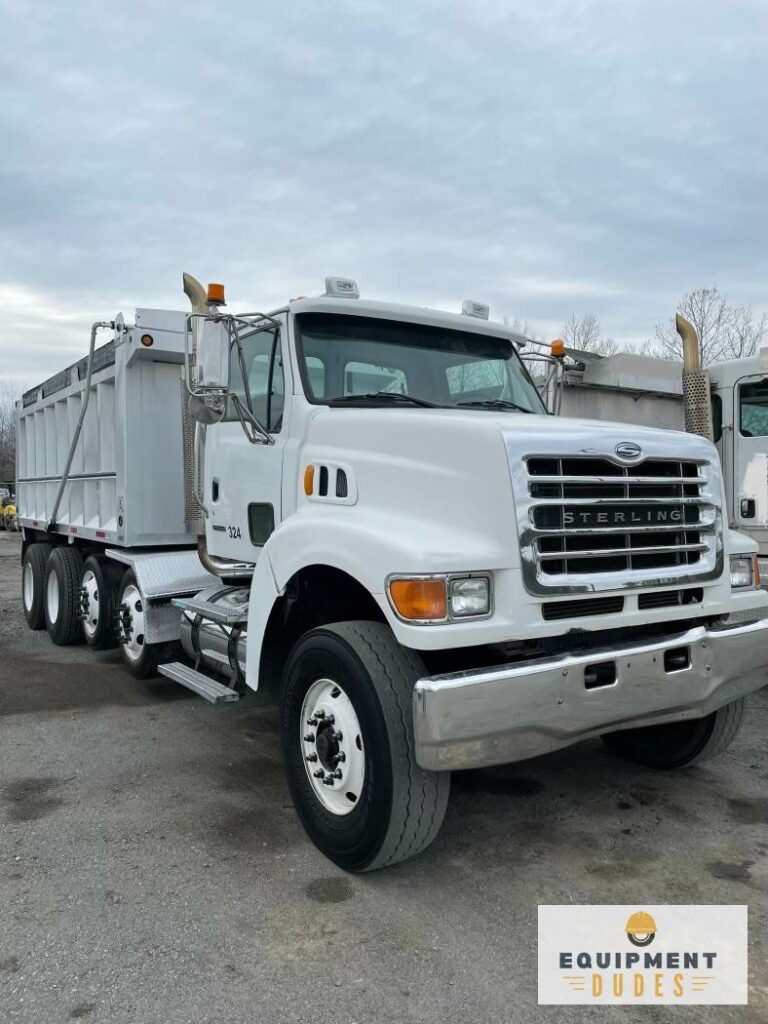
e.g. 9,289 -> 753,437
520,455 -> 721,594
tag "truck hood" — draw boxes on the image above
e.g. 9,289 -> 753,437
297,407 -> 721,575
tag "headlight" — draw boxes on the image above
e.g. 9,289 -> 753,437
448,576 -> 491,617
730,554 -> 757,589
387,574 -> 492,622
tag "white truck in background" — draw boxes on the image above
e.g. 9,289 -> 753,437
15,276 -> 768,871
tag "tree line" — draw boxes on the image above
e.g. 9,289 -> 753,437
553,287 -> 767,366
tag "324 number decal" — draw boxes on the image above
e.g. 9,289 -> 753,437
228,526 -> 241,539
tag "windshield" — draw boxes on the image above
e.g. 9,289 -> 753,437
295,313 -> 545,413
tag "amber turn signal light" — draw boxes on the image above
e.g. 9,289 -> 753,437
389,578 -> 447,621
303,465 -> 315,496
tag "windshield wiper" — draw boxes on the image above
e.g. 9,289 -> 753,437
328,391 -> 438,408
456,399 -> 534,414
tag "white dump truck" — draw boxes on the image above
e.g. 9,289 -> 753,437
16,277 -> 768,870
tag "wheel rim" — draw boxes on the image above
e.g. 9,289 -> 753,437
300,678 -> 365,816
23,562 -> 34,612
81,569 -> 100,640
46,568 -> 60,623
119,584 -> 145,662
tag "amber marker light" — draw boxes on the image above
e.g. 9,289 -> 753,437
140,334 -> 154,347
389,578 -> 447,621
303,465 -> 315,496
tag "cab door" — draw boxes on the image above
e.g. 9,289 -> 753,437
204,316 -> 288,563
733,374 -> 768,533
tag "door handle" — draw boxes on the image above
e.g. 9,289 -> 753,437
741,498 -> 756,518
212,478 -> 220,502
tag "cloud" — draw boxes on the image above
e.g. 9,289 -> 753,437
0,0 -> 766,389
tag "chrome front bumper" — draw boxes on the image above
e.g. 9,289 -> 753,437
413,617 -> 768,771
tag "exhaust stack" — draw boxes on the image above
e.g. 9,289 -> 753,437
677,314 -> 714,442
181,273 -> 207,530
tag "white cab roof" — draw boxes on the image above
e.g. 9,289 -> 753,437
286,296 -> 531,346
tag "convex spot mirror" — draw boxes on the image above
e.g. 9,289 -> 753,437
188,393 -> 226,425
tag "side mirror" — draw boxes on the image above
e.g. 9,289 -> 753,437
188,393 -> 226,425
196,319 -> 230,390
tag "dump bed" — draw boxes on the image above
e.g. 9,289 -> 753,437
16,309 -> 195,548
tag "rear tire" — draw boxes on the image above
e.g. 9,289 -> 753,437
80,555 -> 122,650
281,621 -> 450,872
44,546 -> 85,645
601,698 -> 746,769
116,569 -> 180,679
22,542 -> 52,630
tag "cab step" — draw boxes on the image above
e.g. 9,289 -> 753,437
158,662 -> 241,703
171,596 -> 247,625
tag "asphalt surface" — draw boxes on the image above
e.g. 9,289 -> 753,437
1,529 -> 767,1023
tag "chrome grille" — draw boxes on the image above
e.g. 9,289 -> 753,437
509,446 -> 723,596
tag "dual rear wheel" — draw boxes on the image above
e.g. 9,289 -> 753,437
21,542 -> 172,676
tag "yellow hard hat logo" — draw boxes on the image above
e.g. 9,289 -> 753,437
626,911 -> 657,947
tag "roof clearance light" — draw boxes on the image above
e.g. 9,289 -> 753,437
206,282 -> 226,305
325,276 -> 360,299
140,334 -> 154,347
461,299 -> 489,320
551,339 -> 566,358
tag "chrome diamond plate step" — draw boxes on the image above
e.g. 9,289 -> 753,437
171,596 -> 247,625
158,662 -> 241,703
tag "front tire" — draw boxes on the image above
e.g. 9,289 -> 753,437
281,621 -> 450,872
22,542 -> 52,630
601,698 -> 746,769
44,546 -> 84,645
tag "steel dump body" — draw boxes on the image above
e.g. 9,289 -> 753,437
16,309 -> 194,548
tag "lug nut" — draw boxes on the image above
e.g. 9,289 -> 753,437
313,769 -> 324,778
306,753 -> 318,762
322,775 -> 335,786
333,752 -> 346,764
303,734 -> 315,743
306,717 -> 318,726
314,710 -> 326,720
333,731 -> 343,742
325,714 -> 335,726
332,769 -> 342,779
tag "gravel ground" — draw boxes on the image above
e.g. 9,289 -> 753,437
1,529 -> 767,1023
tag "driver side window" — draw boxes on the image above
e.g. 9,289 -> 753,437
226,327 -> 284,432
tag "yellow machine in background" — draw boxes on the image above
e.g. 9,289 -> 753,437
0,499 -> 18,532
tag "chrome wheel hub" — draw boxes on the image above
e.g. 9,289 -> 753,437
80,569 -> 100,639
118,584 -> 145,662
300,678 -> 365,816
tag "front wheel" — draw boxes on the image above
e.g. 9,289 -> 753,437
601,698 -> 746,769
281,621 -> 450,872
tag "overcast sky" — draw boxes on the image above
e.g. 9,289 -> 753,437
1,0 -> 766,387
